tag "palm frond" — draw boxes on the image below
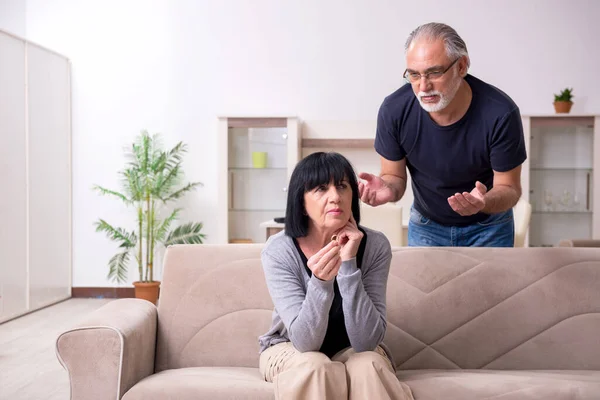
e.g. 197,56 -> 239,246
140,131 -> 151,172
162,182 -> 203,203
107,250 -> 131,284
95,220 -> 137,248
93,185 -> 130,204
154,208 -> 181,242
164,222 -> 206,246
152,152 -> 168,176
148,133 -> 164,170
129,131 -> 158,174
154,164 -> 183,199
121,168 -> 144,202
164,142 -> 187,170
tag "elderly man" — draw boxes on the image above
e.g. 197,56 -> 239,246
358,22 -> 526,247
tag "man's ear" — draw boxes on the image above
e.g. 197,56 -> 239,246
459,56 -> 469,78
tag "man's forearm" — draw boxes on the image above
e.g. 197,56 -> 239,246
482,185 -> 521,214
381,174 -> 407,202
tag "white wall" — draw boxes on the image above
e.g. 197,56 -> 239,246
0,0 -> 26,37
4,0 -> 599,286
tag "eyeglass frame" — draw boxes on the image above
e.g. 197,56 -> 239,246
403,57 -> 461,84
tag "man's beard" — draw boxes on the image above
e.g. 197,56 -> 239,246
417,73 -> 462,113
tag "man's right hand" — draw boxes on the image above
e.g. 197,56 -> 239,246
357,172 -> 397,206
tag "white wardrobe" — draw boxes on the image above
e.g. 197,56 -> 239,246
0,29 -> 71,323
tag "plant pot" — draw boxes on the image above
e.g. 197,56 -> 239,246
133,281 -> 161,305
553,101 -> 573,114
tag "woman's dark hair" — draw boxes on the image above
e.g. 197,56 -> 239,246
285,152 -> 361,238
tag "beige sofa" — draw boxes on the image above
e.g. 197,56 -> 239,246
56,244 -> 600,399
557,239 -> 600,248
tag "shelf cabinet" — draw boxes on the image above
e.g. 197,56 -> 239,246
522,115 -> 600,247
218,117 -> 300,244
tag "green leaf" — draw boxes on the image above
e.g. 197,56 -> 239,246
122,168 -> 144,202
554,87 -> 574,102
162,182 -> 203,203
164,222 -> 206,246
93,185 -> 131,204
165,142 -> 187,170
154,208 -> 181,242
108,250 -> 131,284
95,220 -> 137,248
154,164 -> 182,199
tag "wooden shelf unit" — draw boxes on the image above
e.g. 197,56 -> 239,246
302,138 -> 374,148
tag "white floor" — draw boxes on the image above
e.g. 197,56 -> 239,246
0,298 -> 112,400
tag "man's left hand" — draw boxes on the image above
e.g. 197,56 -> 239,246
448,181 -> 487,216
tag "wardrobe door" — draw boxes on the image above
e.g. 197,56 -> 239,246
27,43 -> 71,309
0,31 -> 28,322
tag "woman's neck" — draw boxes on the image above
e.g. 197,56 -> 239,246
296,226 -> 334,258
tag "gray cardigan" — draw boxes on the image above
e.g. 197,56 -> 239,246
258,226 -> 392,355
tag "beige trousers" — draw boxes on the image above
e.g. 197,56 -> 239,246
259,342 -> 414,400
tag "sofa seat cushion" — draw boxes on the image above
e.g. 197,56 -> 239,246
122,367 -> 273,400
398,370 -> 600,399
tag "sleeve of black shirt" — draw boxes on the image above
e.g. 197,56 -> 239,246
490,107 -> 528,172
374,102 -> 406,162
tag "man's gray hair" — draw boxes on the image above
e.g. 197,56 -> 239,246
405,22 -> 470,68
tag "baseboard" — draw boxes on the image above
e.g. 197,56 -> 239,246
72,287 -> 135,298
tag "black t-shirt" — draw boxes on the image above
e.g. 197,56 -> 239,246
292,227 -> 367,358
374,74 -> 527,226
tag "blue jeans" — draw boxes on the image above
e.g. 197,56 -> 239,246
408,206 -> 515,247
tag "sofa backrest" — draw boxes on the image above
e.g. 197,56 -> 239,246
384,246 -> 600,371
155,244 -> 600,372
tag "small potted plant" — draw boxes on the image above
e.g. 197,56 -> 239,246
553,88 -> 574,113
94,130 -> 206,304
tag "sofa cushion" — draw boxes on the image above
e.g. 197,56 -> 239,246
122,367 -> 274,400
397,370 -> 600,399
120,367 -> 600,400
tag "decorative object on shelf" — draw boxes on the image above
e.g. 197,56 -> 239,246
553,87 -> 574,113
251,151 -> 268,168
573,192 -> 582,211
543,190 -> 554,211
93,130 -> 206,304
559,189 -> 571,211
229,238 -> 253,244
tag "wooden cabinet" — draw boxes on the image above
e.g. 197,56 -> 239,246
522,115 -> 600,246
217,117 -> 300,243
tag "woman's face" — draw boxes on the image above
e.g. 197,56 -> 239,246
304,178 -> 353,232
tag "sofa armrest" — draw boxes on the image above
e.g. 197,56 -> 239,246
55,298 -> 157,400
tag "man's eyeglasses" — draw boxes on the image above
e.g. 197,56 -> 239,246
403,58 -> 460,83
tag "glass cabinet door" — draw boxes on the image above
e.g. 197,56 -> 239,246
228,126 -> 288,243
528,117 -> 594,246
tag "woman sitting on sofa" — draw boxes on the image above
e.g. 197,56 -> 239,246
258,152 -> 413,400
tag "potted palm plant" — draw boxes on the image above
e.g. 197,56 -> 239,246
94,130 -> 206,304
553,88 -> 574,113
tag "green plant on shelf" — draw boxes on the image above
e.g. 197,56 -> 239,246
554,87 -> 573,103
